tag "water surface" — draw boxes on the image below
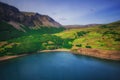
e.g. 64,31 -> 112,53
0,52 -> 120,80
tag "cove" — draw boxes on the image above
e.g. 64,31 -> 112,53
0,51 -> 120,80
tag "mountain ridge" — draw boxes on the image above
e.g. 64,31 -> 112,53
0,2 -> 62,28
64,24 -> 101,29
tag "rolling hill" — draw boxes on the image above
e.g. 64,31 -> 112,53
55,21 -> 120,50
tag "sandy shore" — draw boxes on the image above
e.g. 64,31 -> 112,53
0,49 -> 70,61
38,49 -> 70,52
0,48 -> 120,61
0,54 -> 27,61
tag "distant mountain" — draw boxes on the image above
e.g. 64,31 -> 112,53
64,24 -> 101,29
0,2 -> 61,29
64,20 -> 120,29
109,20 -> 120,26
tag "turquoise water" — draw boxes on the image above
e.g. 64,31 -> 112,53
0,51 -> 120,80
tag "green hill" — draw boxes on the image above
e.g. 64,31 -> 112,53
0,21 -> 64,56
55,22 -> 120,50
0,21 -> 120,58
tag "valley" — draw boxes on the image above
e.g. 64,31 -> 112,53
0,2 -> 120,61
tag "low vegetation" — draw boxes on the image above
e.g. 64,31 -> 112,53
0,21 -> 120,57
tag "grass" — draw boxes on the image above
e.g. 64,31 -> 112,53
0,21 -> 120,56
55,23 -> 120,50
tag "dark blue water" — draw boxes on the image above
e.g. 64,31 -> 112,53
0,52 -> 120,80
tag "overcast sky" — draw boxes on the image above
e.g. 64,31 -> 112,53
0,0 -> 120,25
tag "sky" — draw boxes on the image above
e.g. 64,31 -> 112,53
0,0 -> 120,25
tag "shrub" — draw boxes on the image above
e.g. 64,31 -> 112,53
100,25 -> 109,28
77,31 -> 89,37
86,45 -> 92,48
76,44 -> 82,47
115,38 -> 120,41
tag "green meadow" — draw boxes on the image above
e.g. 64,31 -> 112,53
0,21 -> 120,56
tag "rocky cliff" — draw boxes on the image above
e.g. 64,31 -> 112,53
0,2 -> 61,28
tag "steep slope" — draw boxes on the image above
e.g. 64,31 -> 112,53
0,2 -> 61,28
22,12 -> 61,27
0,21 -> 25,41
0,21 -> 64,41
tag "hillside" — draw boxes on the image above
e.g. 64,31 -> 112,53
0,2 -> 63,41
55,22 -> 120,50
0,20 -> 120,59
0,2 -> 120,60
54,21 -> 120,60
0,2 -> 61,28
0,22 -> 65,56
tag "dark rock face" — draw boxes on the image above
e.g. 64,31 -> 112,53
0,2 -> 21,21
0,2 -> 61,27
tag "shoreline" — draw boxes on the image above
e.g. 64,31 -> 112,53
38,49 -> 70,52
0,49 -> 70,61
0,54 -> 27,61
74,48 -> 120,61
0,48 -> 120,61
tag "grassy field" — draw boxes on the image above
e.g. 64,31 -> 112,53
55,22 -> 120,50
0,21 -> 120,56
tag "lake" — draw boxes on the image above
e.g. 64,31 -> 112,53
0,51 -> 120,80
